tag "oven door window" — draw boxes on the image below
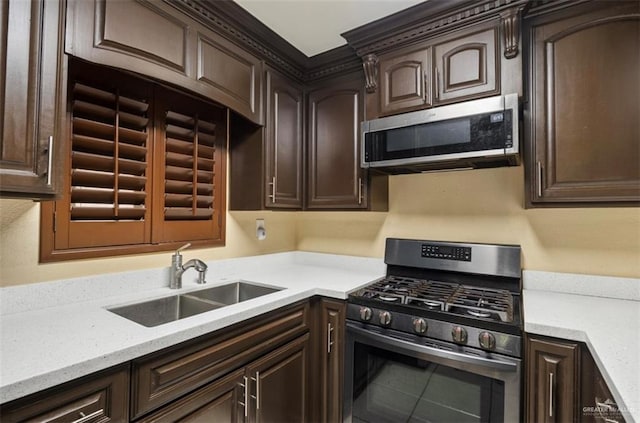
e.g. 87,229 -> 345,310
352,343 -> 504,423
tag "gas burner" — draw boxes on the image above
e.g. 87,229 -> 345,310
406,297 -> 445,310
446,285 -> 514,322
378,295 -> 402,302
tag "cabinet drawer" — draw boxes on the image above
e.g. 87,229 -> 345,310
0,365 -> 129,423
131,301 -> 310,419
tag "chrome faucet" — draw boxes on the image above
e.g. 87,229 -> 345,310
170,243 -> 208,289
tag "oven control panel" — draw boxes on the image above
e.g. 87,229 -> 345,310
421,244 -> 471,261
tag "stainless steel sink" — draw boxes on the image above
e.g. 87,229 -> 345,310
107,281 -> 283,327
187,281 -> 283,305
108,295 -> 223,327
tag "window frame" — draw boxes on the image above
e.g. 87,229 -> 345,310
40,59 -> 227,262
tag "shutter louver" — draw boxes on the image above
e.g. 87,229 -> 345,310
70,82 -> 150,221
163,110 -> 216,221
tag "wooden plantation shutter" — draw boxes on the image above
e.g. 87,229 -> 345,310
41,60 -> 227,261
56,62 -> 153,249
152,87 -> 226,243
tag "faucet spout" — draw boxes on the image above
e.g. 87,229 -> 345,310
169,244 -> 208,289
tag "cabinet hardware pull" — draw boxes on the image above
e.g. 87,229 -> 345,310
423,72 -> 428,103
536,161 -> 543,198
46,135 -> 54,186
358,177 -> 363,205
269,176 -> 276,203
240,376 -> 249,417
435,68 -> 440,100
549,372 -> 554,417
251,372 -> 261,410
327,322 -> 334,354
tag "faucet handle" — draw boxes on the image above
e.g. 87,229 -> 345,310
176,243 -> 192,254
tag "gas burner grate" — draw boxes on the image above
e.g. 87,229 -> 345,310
446,285 -> 513,322
352,276 -> 515,323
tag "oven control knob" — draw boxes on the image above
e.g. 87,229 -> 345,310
479,331 -> 496,351
451,326 -> 468,344
412,318 -> 428,334
379,311 -> 392,326
359,307 -> 372,322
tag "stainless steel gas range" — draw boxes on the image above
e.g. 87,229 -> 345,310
343,238 -> 523,423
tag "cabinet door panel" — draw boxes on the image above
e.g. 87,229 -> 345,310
99,0 -> 187,72
139,369 -> 244,423
379,48 -> 431,115
526,336 -> 579,423
197,34 -> 262,121
0,0 -> 63,197
265,70 -> 303,208
319,300 -> 345,423
434,27 -> 499,103
530,3 -> 640,203
0,365 -> 129,423
247,334 -> 310,423
307,77 -> 365,209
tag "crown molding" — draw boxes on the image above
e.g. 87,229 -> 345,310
342,0 -> 530,57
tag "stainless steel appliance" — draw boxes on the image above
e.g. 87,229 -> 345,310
361,94 -> 519,174
344,238 -> 523,423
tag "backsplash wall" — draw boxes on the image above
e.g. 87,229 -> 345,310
0,203 -> 297,287
1,166 -> 638,286
296,166 -> 640,278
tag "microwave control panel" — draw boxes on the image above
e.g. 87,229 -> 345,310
421,244 -> 471,262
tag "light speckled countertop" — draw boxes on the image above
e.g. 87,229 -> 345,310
1,254 -> 638,423
0,252 -> 385,403
523,270 -> 640,423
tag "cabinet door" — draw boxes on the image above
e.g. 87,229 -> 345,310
379,47 -> 432,115
265,70 -> 303,208
307,76 -> 366,209
526,336 -> 580,423
0,0 -> 64,197
434,26 -> 499,103
0,365 -> 129,423
319,299 -> 345,423
246,334 -> 310,423
139,369 -> 245,423
528,2 -> 640,204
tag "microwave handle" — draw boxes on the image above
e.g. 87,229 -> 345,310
347,322 -> 518,373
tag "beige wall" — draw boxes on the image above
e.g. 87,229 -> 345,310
296,166 -> 640,278
0,201 -> 297,286
1,165 -> 639,286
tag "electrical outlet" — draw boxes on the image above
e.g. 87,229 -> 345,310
256,218 -> 266,240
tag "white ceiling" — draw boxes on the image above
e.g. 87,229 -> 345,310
234,0 -> 426,57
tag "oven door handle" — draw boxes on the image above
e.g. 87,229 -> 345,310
347,323 -> 518,373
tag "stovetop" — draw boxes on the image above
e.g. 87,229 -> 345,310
356,275 -> 515,324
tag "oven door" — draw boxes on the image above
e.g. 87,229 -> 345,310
343,322 -> 521,423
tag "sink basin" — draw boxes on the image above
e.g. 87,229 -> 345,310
107,281 -> 283,327
187,281 -> 283,305
108,295 -> 222,327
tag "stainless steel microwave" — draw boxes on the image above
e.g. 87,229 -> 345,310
361,93 -> 519,173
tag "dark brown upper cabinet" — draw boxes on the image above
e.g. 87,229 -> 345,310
65,0 -> 263,124
525,1 -> 640,206
0,0 -> 65,199
307,74 -> 366,210
264,69 -> 304,209
433,26 -> 499,104
379,47 -> 432,116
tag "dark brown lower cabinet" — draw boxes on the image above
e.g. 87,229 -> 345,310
526,334 -> 626,423
526,335 -> 580,423
318,299 -> 345,423
0,298 -> 347,423
140,334 -> 310,423
0,365 -> 129,423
